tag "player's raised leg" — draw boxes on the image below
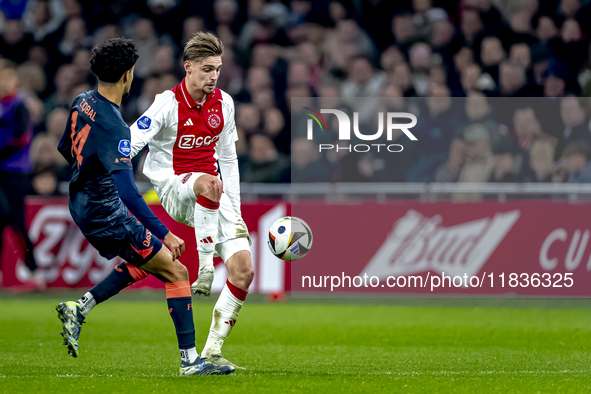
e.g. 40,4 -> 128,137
202,245 -> 254,369
191,174 -> 223,297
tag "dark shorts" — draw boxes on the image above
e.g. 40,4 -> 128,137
83,215 -> 163,268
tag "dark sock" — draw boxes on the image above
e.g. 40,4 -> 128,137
90,261 -> 148,303
165,281 -> 196,350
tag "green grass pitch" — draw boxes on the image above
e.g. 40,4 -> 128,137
1,293 -> 591,393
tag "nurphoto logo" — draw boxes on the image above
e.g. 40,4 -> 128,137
303,107 -> 418,153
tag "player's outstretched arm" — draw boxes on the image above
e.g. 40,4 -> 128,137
218,95 -> 241,213
57,109 -> 77,166
111,168 -> 185,260
218,140 -> 241,212
129,92 -> 174,158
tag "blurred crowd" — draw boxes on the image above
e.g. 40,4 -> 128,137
1,0 -> 591,194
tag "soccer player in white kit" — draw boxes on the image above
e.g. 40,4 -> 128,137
129,32 -> 254,369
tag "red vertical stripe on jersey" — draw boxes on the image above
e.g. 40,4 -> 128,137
171,79 -> 225,176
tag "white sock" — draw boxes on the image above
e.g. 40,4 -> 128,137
202,280 -> 246,356
180,347 -> 199,364
78,292 -> 96,317
199,253 -> 214,272
194,197 -> 220,257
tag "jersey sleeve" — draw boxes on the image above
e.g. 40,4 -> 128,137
217,94 -> 241,212
98,125 -> 134,173
129,91 -> 174,158
218,94 -> 238,151
58,101 -> 82,166
111,168 -> 169,239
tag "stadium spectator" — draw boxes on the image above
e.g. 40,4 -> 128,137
150,45 -> 177,77
461,63 -> 495,93
159,73 -> 180,91
480,36 -> 506,86
528,139 -> 556,182
93,24 -> 121,47
344,55 -> 387,100
252,88 -> 275,112
556,141 -> 591,183
460,8 -> 484,45
16,62 -> 46,97
241,133 -> 290,183
44,63 -> 80,111
512,105 -> 555,150
407,84 -> 458,182
123,76 -> 160,123
392,10 -> 418,53
236,103 -> 262,135
0,0 -> 591,189
460,91 -> 507,151
534,15 -> 559,42
29,133 -> 62,173
457,123 -> 494,183
454,46 -> 475,74
31,164 -> 59,196
21,0 -> 65,44
555,96 -> 590,158
24,95 -> 45,134
0,60 -> 44,287
132,18 -> 161,79
543,59 -> 571,97
298,42 -> 323,91
291,137 -> 332,182
58,16 -> 89,57
435,138 -> 466,182
182,16 -> 205,45
380,45 -> 405,76
216,46 -> 243,95
489,140 -> 527,182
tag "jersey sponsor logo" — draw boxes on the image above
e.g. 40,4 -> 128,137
184,119 -> 194,126
178,134 -> 220,150
143,229 -> 152,248
181,173 -> 193,184
137,116 -> 151,130
118,139 -> 131,156
208,113 -> 221,128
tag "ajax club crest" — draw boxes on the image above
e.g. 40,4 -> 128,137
207,108 -> 221,129
208,114 -> 221,128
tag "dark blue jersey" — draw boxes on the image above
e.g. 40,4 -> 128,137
59,90 -> 168,239
59,90 -> 160,237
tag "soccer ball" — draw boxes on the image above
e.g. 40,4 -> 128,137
267,217 -> 313,261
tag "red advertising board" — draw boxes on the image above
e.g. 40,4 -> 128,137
291,201 -> 591,296
4,199 -> 591,296
1,198 -> 289,293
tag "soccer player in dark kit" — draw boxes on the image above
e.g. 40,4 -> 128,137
55,38 -> 233,376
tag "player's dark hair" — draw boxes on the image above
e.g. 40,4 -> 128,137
90,38 -> 139,83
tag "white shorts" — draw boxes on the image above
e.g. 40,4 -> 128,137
160,172 -> 250,262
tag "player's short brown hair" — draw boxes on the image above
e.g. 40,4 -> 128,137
183,32 -> 224,63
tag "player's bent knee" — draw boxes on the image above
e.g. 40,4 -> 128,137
227,251 -> 254,287
193,174 -> 223,202
245,268 -> 255,287
171,262 -> 189,283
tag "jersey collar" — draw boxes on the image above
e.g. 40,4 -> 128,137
180,78 -> 222,109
